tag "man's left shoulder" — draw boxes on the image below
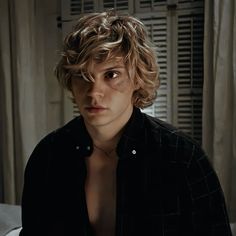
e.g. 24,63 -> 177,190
143,113 -> 205,161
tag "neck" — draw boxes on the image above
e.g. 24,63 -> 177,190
85,121 -> 124,151
84,107 -> 133,150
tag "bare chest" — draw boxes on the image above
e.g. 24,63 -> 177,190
85,152 -> 118,236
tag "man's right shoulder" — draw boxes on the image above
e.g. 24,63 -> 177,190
39,116 -> 82,144
28,116 -> 82,158
24,117 -> 83,170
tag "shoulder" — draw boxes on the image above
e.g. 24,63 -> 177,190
142,111 -> 220,188
142,112 -> 205,166
142,112 -> 200,147
48,116 -> 83,142
143,113 -> 220,194
35,116 -> 82,148
25,117 -> 82,169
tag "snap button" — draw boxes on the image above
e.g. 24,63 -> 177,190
132,149 -> 136,155
75,146 -> 80,150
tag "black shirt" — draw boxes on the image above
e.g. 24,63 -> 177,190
20,108 -> 232,236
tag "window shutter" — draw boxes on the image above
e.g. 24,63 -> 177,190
61,0 -> 95,21
174,9 -> 204,143
177,0 -> 203,5
138,13 -> 170,122
177,0 -> 203,10
102,0 -> 129,11
135,0 -> 167,13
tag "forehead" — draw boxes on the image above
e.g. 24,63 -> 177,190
87,56 -> 125,72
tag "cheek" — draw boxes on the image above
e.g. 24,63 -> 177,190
110,77 -> 135,94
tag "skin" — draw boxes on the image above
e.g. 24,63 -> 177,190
71,57 -> 138,235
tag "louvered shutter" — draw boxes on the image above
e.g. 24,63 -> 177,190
135,0 -> 167,12
173,9 -> 204,143
177,0 -> 203,7
137,13 -> 170,122
61,0 -> 95,21
102,0 -> 130,11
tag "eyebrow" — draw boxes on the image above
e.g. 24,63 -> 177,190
101,66 -> 126,72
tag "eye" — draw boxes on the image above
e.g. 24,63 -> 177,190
104,71 -> 119,80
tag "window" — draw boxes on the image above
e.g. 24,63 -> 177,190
60,0 -> 204,143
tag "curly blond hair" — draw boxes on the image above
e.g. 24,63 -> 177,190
55,11 -> 160,108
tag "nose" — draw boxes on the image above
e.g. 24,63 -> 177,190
87,79 -> 105,98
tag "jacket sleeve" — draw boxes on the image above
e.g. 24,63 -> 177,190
184,145 -> 232,236
19,136 -> 52,236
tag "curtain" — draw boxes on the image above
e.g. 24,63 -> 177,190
203,0 -> 236,225
0,0 -> 47,204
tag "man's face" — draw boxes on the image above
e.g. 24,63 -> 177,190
71,57 -> 136,128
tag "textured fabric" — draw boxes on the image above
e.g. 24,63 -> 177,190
0,0 -> 61,204
20,108 -> 232,235
203,0 -> 236,222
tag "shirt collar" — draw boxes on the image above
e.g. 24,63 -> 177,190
71,107 -> 146,160
117,107 -> 146,160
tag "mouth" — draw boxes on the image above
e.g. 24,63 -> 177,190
85,106 -> 108,114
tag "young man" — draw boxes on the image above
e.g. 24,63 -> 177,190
20,11 -> 232,236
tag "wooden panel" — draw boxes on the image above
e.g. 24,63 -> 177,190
140,14 -> 170,121
176,10 -> 204,143
102,0 -> 129,11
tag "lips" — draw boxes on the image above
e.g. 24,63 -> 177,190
85,106 -> 107,113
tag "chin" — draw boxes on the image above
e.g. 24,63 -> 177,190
84,115 -> 111,126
